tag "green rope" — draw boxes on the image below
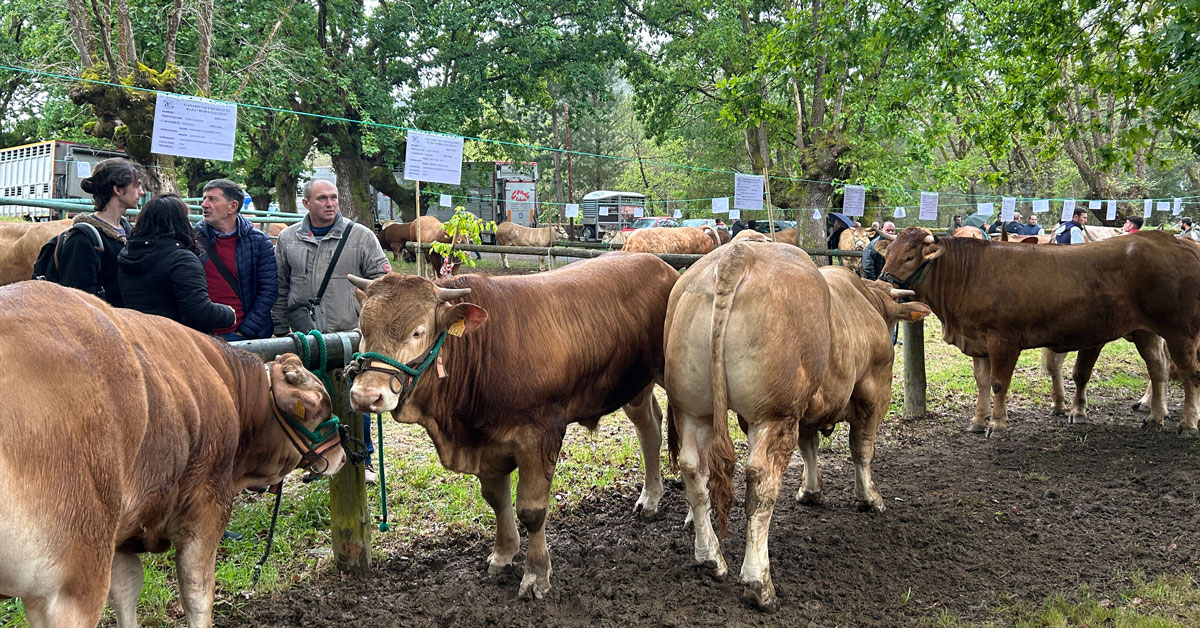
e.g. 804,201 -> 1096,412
376,412 -> 389,532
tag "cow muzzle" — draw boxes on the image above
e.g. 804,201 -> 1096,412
345,332 -> 449,413
270,403 -> 347,475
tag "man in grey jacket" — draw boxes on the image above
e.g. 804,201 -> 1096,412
273,178 -> 391,482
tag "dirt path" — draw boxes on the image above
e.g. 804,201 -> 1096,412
220,394 -> 1200,627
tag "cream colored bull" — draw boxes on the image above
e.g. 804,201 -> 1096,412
0,219 -> 71,285
495,222 -> 567,271
663,241 -> 929,610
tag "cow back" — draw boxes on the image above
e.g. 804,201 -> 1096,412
624,226 -> 715,255
772,228 -> 800,247
0,220 -> 71,286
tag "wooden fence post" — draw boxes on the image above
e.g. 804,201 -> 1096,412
903,319 -> 927,417
328,369 -> 371,572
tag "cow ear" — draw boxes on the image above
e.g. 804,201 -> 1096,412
898,302 -> 931,322
923,243 -> 943,261
270,356 -> 332,422
875,240 -> 890,257
437,302 -> 488,335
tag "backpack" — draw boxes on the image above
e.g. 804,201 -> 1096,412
31,222 -> 105,282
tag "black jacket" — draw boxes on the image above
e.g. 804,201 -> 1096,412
58,213 -> 131,306
117,236 -> 235,333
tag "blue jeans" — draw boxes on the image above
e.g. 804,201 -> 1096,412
362,413 -> 374,458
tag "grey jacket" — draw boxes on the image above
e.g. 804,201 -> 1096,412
272,214 -> 390,333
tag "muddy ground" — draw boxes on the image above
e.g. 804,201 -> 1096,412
221,393 -> 1200,627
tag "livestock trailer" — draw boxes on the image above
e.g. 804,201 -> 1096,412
579,190 -> 647,241
0,140 -> 128,219
416,161 -> 539,243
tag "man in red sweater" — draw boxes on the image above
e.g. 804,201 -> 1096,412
197,179 -> 277,342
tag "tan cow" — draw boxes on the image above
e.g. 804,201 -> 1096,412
663,241 -> 929,610
0,219 -> 71,285
771,227 -> 799,246
837,226 -> 872,275
0,281 -> 345,627
951,226 -> 988,239
346,253 -> 678,600
378,216 -> 464,276
495,222 -> 567,271
601,229 -> 626,246
731,229 -> 771,243
623,226 -> 720,267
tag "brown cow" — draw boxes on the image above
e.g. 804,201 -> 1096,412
951,226 -> 988,239
771,227 -> 799,246
879,228 -> 1198,436
731,229 -> 771,243
378,216 -> 464,276
495,222 -> 567,271
623,226 -> 720,266
345,252 -> 679,599
663,241 -> 929,609
837,226 -> 872,275
0,281 -> 345,627
0,219 -> 71,285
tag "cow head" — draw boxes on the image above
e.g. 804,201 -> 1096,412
878,227 -> 943,290
268,354 -> 347,476
554,225 -> 569,241
346,274 -> 488,413
863,281 -> 932,329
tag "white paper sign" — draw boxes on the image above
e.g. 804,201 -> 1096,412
1106,200 -> 1117,221
1060,199 -> 1076,223
403,130 -> 465,185
811,209 -> 822,220
1144,199 -> 1153,218
439,194 -> 452,207
977,202 -> 994,216
75,160 -> 91,178
150,92 -> 237,162
633,206 -> 644,218
919,191 -> 939,221
842,185 -> 865,217
599,204 -> 608,216
1001,201 -> 1014,223
712,197 -> 729,214
1157,201 -> 1170,212
1088,200 -> 1101,210
1032,199 -> 1049,213
1174,198 -> 1183,215
672,209 -> 681,219
729,209 -> 742,220
565,203 -> 580,218
894,207 -> 906,218
733,174 -> 764,210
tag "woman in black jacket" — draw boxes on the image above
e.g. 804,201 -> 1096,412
118,194 -> 235,333
58,158 -> 146,306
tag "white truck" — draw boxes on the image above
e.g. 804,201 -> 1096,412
0,140 -> 128,219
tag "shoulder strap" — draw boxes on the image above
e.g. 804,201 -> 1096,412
314,218 -> 354,303
201,237 -> 243,302
73,222 -> 104,251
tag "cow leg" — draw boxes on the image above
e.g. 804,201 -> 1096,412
1130,332 -> 1169,427
515,445 -> 560,599
795,426 -> 822,505
985,346 -> 1020,437
22,564 -> 111,628
675,408 -> 726,577
740,419 -> 796,612
501,252 -> 510,269
537,255 -> 546,272
1067,346 -> 1102,424
623,383 -> 664,520
1042,349 -> 1068,416
174,501 -> 226,628
1164,337 -> 1200,436
108,551 -> 144,628
848,417 -> 885,513
479,473 -> 519,574
968,356 -> 991,433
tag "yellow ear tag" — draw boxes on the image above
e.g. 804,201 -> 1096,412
448,319 -> 466,337
292,400 -> 306,419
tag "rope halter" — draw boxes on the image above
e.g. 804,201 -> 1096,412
265,363 -> 343,474
345,331 -> 449,403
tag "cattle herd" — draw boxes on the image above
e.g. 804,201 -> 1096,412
1,215 -> 1196,625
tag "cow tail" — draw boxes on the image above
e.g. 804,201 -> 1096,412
666,402 -> 679,469
707,249 -> 747,537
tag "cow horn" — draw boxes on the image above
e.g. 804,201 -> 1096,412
436,287 -> 472,302
347,274 -> 373,291
875,230 -> 896,241
889,288 -> 916,299
923,234 -> 935,244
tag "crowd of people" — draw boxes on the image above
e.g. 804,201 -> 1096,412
46,158 -> 392,497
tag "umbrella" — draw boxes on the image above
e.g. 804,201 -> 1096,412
828,212 -> 855,229
962,210 -> 994,229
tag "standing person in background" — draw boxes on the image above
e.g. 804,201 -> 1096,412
1052,208 -> 1088,244
196,179 -> 277,341
862,221 -> 895,281
1178,217 -> 1200,242
55,158 -> 145,306
1123,216 -> 1143,234
118,194 -> 235,333
948,215 -> 963,232
1020,214 -> 1045,235
273,178 -> 391,483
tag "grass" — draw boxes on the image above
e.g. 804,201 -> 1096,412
1,292 -> 1194,627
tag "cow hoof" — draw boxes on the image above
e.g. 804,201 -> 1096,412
634,503 -> 661,522
856,499 -> 885,513
966,422 -> 988,434
742,580 -> 779,612
1050,409 -> 1066,417
1068,413 -> 1090,425
796,490 -> 823,506
1140,419 -> 1164,430
487,552 -> 515,576
518,572 -> 551,600
1131,402 -> 1151,413
1178,426 -> 1199,438
985,426 -> 1006,439
696,558 -> 728,580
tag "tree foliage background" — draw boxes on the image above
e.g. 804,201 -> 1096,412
1,0 -> 1197,235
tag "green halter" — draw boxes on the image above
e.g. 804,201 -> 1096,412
349,331 -> 449,397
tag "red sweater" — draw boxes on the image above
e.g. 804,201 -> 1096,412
204,235 -> 243,335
